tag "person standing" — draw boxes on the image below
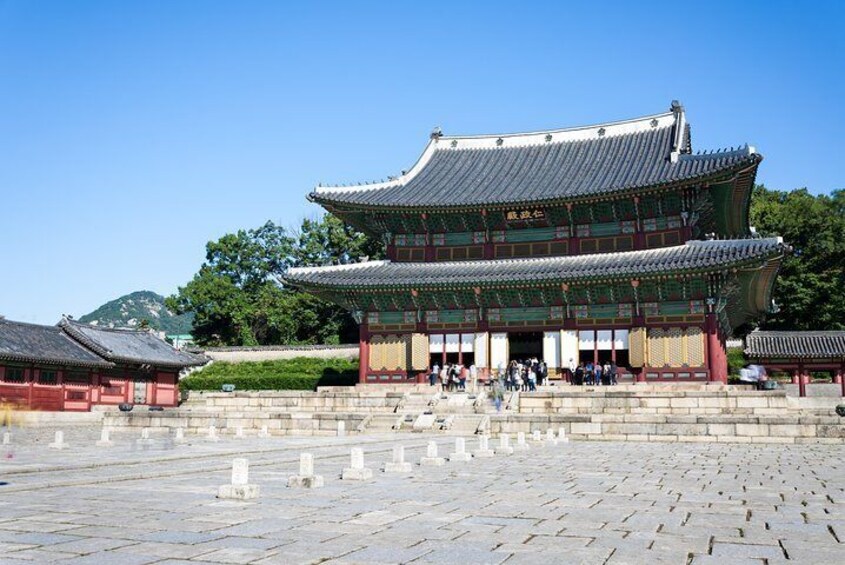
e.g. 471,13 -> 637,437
469,364 -> 478,392
594,362 -> 603,387
568,357 -> 577,384
430,363 -> 439,387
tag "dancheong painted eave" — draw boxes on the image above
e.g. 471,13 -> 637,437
308,101 -> 762,210
284,237 -> 787,292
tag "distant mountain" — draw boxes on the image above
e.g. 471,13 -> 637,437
78,291 -> 194,335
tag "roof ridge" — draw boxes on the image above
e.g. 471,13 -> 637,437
312,104 -> 682,195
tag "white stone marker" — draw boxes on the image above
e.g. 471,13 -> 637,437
48,430 -> 66,450
288,453 -> 324,488
383,445 -> 412,473
2,432 -> 11,446
448,437 -> 472,462
558,426 -> 570,443
96,428 -> 113,447
235,426 -> 245,438
208,424 -> 219,442
495,433 -> 514,455
174,427 -> 186,444
218,458 -> 259,500
258,425 -> 270,438
337,421 -> 346,437
137,427 -> 154,447
473,435 -> 495,458
532,429 -> 544,444
342,447 -> 373,480
514,432 -> 530,451
545,428 -> 558,446
420,441 -> 446,466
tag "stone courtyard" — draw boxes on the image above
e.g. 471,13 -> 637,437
0,428 -> 843,564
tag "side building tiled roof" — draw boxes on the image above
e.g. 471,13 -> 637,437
59,319 -> 206,369
745,331 -> 845,359
310,103 -> 761,209
0,318 -> 113,368
285,238 -> 786,290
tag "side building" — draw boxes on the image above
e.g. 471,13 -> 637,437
286,102 -> 786,385
0,317 -> 205,411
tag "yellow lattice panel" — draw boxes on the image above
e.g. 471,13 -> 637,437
369,335 -> 386,370
685,328 -> 705,366
647,328 -> 666,367
383,334 -> 402,370
629,327 -> 646,368
666,327 -> 684,367
410,333 -> 428,370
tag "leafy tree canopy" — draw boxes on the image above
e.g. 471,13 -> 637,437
749,185 -> 845,332
167,217 -> 384,346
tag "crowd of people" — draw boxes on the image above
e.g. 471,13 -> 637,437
568,358 -> 618,386
429,363 -> 478,391
427,357 -> 619,391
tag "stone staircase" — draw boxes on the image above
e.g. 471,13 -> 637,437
99,384 -> 844,443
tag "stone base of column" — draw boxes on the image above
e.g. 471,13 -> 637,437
218,484 -> 259,500
341,467 -> 373,481
288,475 -> 325,488
420,457 -> 446,466
383,462 -> 412,473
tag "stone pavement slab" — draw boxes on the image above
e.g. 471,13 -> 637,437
0,431 -> 842,563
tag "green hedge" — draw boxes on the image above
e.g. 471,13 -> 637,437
180,357 -> 358,391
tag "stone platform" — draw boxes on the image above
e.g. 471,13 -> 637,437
98,385 -> 845,444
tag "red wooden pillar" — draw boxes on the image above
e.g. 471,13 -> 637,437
836,364 -> 845,396
796,364 -> 806,397
358,323 -> 369,385
705,313 -> 726,383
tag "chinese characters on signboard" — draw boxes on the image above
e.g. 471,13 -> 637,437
505,209 -> 545,222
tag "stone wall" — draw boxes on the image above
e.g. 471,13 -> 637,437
197,344 -> 358,363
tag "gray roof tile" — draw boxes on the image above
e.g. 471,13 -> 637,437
60,319 -> 205,368
310,107 -> 760,209
285,238 -> 785,290
745,331 -> 845,359
0,319 -> 112,368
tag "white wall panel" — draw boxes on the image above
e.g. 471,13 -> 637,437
561,330 -> 579,367
474,332 -> 488,367
614,329 -> 630,350
445,334 -> 460,353
579,330 -> 595,350
429,334 -> 444,353
490,333 -> 508,369
597,330 -> 613,350
543,331 -> 561,368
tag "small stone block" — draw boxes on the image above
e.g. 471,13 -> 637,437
287,475 -> 325,488
258,425 -> 270,438
48,431 -> 65,450
514,432 -> 531,451
473,435 -> 495,458
2,432 -> 10,445
174,427 -> 186,444
342,467 -> 373,480
495,434 -> 514,455
557,426 -> 570,443
96,428 -> 113,447
337,421 -> 346,436
217,484 -> 260,500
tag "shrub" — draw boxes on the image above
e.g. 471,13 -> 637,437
726,347 -> 745,378
180,357 -> 358,391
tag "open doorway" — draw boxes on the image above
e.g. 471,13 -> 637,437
508,332 -> 543,362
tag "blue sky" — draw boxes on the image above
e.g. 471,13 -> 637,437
1,1 -> 842,324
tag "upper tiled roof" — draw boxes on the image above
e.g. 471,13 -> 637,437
745,331 -> 845,359
0,319 -> 113,368
60,319 -> 206,369
285,238 -> 785,290
310,102 -> 761,209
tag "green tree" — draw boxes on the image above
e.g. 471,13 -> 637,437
168,216 -> 384,346
749,186 -> 845,332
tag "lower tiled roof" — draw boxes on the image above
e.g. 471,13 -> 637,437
745,331 -> 845,359
0,319 -> 113,368
285,238 -> 786,290
60,319 -> 206,369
